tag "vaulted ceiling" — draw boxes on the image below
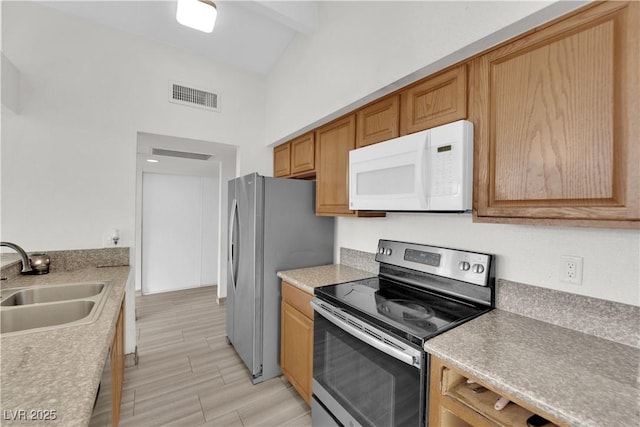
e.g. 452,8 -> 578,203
38,1 -> 318,75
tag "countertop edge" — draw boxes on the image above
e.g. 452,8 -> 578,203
277,264 -> 376,295
1,266 -> 131,426
424,344 -> 584,426
276,272 -> 316,294
423,309 -> 640,427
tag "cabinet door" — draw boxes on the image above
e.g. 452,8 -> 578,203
356,94 -> 400,148
316,115 -> 357,216
291,132 -> 315,176
273,142 -> 291,177
472,1 -> 639,228
281,300 -> 313,405
401,64 -> 467,135
111,300 -> 125,427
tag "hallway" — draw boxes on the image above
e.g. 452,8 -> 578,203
119,286 -> 311,426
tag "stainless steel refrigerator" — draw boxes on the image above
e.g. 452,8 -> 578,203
226,173 -> 334,384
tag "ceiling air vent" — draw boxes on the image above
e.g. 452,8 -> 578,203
152,148 -> 212,161
169,80 -> 220,112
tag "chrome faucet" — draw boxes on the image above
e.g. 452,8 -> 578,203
0,242 -> 34,274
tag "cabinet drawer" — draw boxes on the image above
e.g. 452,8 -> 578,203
443,374 -> 545,427
430,358 -> 564,427
439,407 -> 474,427
282,281 -> 313,319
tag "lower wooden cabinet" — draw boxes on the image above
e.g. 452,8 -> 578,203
429,356 -> 565,427
111,299 -> 125,426
280,281 -> 314,405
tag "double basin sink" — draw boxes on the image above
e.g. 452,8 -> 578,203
0,281 -> 112,335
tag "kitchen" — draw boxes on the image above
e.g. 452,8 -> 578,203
1,1 -> 639,426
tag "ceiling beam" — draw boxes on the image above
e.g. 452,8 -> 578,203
238,1 -> 317,35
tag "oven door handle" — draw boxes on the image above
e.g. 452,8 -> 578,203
311,299 -> 420,368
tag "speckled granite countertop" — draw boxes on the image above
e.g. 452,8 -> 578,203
1,266 -> 131,426
424,309 -> 640,427
277,264 -> 375,294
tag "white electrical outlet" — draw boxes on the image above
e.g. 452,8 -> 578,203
103,229 -> 121,248
560,255 -> 583,285
103,232 -> 114,248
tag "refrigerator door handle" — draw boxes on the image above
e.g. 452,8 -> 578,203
229,198 -> 239,288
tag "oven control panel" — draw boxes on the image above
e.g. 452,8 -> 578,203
376,239 -> 492,287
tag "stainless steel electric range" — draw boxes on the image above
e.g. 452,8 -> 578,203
311,240 -> 495,427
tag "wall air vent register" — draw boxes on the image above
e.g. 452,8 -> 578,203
169,80 -> 220,112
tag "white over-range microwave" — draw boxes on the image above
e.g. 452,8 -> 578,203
349,119 -> 473,212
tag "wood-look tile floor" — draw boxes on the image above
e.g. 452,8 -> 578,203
119,286 -> 312,427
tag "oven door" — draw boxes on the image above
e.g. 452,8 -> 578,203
312,299 -> 424,427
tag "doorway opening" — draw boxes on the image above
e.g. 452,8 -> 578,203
135,132 -> 237,300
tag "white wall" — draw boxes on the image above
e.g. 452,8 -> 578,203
1,52 -> 20,114
141,173 -> 217,294
0,1 -> 270,253
336,215 -> 639,306
265,1 -> 640,307
201,176 -> 219,286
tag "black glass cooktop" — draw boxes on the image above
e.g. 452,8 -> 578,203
315,277 -> 489,344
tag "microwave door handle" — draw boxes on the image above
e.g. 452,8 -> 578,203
346,166 -> 350,211
418,139 -> 430,209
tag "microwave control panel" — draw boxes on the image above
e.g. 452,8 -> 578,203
431,143 -> 457,197
428,120 -> 473,211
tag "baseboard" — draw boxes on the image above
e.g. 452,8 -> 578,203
125,347 -> 139,367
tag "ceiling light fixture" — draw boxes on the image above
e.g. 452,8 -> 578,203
146,159 -> 159,163
176,0 -> 217,33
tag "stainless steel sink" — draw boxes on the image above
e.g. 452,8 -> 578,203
1,282 -> 105,306
0,281 -> 112,335
1,300 -> 96,333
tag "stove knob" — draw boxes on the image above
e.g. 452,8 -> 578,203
458,261 -> 471,271
472,264 -> 485,274
384,248 -> 392,256
378,247 -> 384,254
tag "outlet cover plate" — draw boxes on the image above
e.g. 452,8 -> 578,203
103,231 -> 119,248
560,255 -> 583,285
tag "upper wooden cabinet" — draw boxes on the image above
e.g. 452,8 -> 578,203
471,1 -> 639,228
401,64 -> 467,135
273,132 -> 315,178
273,143 -> 291,178
315,115 -> 357,216
290,132 -> 315,176
356,94 -> 400,148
